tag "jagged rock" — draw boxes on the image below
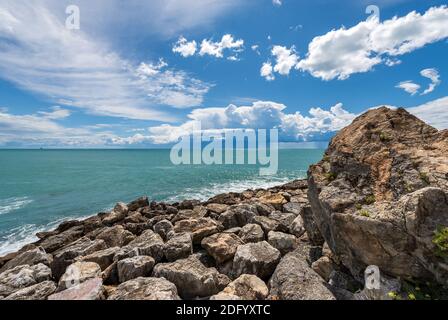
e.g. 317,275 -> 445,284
108,277 -> 180,300
153,220 -> 174,241
127,197 -> 149,212
152,256 -> 225,299
38,226 -> 84,253
298,205 -> 324,245
232,241 -> 281,280
172,206 -> 208,223
0,263 -> 52,296
77,247 -> 120,270
102,261 -> 119,285
4,280 -> 56,300
251,216 -> 279,235
208,193 -> 240,205
267,231 -> 298,255
239,224 -> 264,243
254,203 -> 275,216
164,232 -> 193,262
218,204 -> 258,229
178,199 -> 201,210
173,218 -> 220,244
58,261 -> 101,292
120,229 -> 165,262
123,212 -> 147,224
82,216 -> 103,234
283,202 -> 303,215
269,250 -> 335,300
308,107 -> 448,283
50,237 -> 107,280
289,215 -> 306,238
0,247 -> 52,273
259,193 -> 287,210
49,278 -> 105,300
96,225 -> 135,248
102,203 -> 128,226
207,203 -> 229,214
269,211 -> 296,233
311,256 -> 334,282
117,256 -> 155,283
214,274 -> 268,300
201,233 -> 244,264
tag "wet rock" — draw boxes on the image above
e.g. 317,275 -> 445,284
232,241 -> 281,280
0,247 -> 52,273
214,274 -> 268,300
269,250 -> 335,300
201,233 -> 244,264
153,256 -> 224,299
127,197 -> 149,212
96,225 -> 135,248
49,278 -> 105,300
108,277 -> 180,300
58,261 -> 101,292
153,220 -> 174,241
0,263 -> 52,297
4,280 -> 56,300
117,256 -> 155,283
164,232 -> 193,262
267,231 -> 298,255
77,247 -> 120,271
173,218 -> 221,244
239,224 -> 264,243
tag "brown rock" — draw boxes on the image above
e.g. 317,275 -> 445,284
173,218 -> 221,244
201,233 -> 244,264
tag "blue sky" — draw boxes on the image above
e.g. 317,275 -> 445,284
0,0 -> 447,147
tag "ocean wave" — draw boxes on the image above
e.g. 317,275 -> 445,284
0,197 -> 33,215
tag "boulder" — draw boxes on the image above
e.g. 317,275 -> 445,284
215,274 -> 268,300
269,250 -> 335,300
38,226 -> 84,253
207,203 -> 229,214
4,280 -> 56,300
267,231 -> 298,255
122,229 -> 165,262
152,256 -> 225,299
218,204 -> 258,229
77,247 -> 120,270
239,224 -> 264,243
283,202 -> 304,215
210,292 -> 242,300
289,215 -> 306,238
208,193 -> 240,205
311,256 -> 335,282
117,256 -> 155,283
96,225 -> 135,247
0,263 -> 52,297
164,232 -> 193,262
0,247 -> 52,273
127,197 -> 149,212
153,220 -> 174,241
172,206 -> 208,223
58,261 -> 101,291
102,202 -> 128,226
173,218 -> 221,244
49,278 -> 105,300
251,216 -> 279,235
269,211 -> 296,233
108,277 -> 180,300
307,107 -> 448,283
232,241 -> 281,280
298,205 -> 325,245
259,193 -> 287,210
201,233 -> 244,264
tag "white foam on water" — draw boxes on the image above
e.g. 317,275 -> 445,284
0,197 -> 33,215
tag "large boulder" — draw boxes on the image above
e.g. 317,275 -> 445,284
269,250 -> 335,300
213,274 -> 268,300
120,229 -> 165,262
201,233 -> 244,264
4,280 -> 56,300
232,241 -> 281,280
164,232 -> 193,262
173,218 -> 221,244
58,261 -> 101,291
307,107 -> 448,284
117,256 -> 155,283
38,226 -> 84,253
267,231 -> 298,255
77,247 -> 120,271
0,263 -> 52,297
96,225 -> 135,248
127,197 -> 149,212
102,202 -> 128,226
49,278 -> 105,300
153,256 -> 227,299
239,224 -> 264,243
108,277 -> 180,300
218,204 -> 258,229
0,247 -> 52,273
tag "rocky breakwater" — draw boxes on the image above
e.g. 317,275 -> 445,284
308,107 -> 448,297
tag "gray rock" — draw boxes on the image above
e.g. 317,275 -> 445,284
96,225 -> 135,247
269,250 -> 335,300
218,204 -> 258,229
108,277 -> 180,300
0,263 -> 52,296
153,220 -> 174,241
102,202 -> 128,226
49,278 -> 105,300
311,256 -> 335,282
283,202 -> 303,215
173,218 -> 221,244
122,229 -> 165,262
267,231 -> 298,255
164,232 -> 193,262
38,226 -> 84,253
232,241 -> 281,280
239,224 -> 264,243
77,247 -> 120,271
4,281 -> 56,300
251,216 -> 279,235
117,256 -> 155,283
58,261 -> 102,291
298,205 -> 325,245
269,211 -> 296,233
127,197 -> 149,212
153,256 -> 224,299
289,215 -> 306,238
0,247 -> 52,273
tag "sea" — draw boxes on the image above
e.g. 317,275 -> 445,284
0,149 -> 324,255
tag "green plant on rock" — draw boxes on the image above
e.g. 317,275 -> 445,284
359,209 -> 370,218
433,226 -> 448,258
419,172 -> 430,185
325,172 -> 337,182
355,203 -> 363,211
364,195 -> 376,205
380,132 -> 392,142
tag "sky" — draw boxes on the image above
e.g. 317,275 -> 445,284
0,0 -> 447,148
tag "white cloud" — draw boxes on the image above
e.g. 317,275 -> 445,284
420,68 -> 441,95
172,37 -> 197,57
0,1 -> 211,121
272,0 -> 282,6
251,45 -> 261,55
199,34 -> 244,58
408,96 -> 448,130
272,46 -> 300,76
260,62 -> 275,81
296,6 -> 448,80
129,101 -> 357,144
396,81 -> 421,95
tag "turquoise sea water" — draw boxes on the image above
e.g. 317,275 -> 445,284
0,149 -> 324,255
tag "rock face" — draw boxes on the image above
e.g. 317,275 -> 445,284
307,107 -> 448,284
232,241 -> 281,280
153,256 -> 225,299
108,277 -> 180,300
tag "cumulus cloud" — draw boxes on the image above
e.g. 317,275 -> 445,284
396,81 -> 421,95
261,46 -> 299,80
199,34 -> 244,58
296,6 -> 448,80
260,62 -> 275,81
172,37 -> 197,57
0,1 -> 211,121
